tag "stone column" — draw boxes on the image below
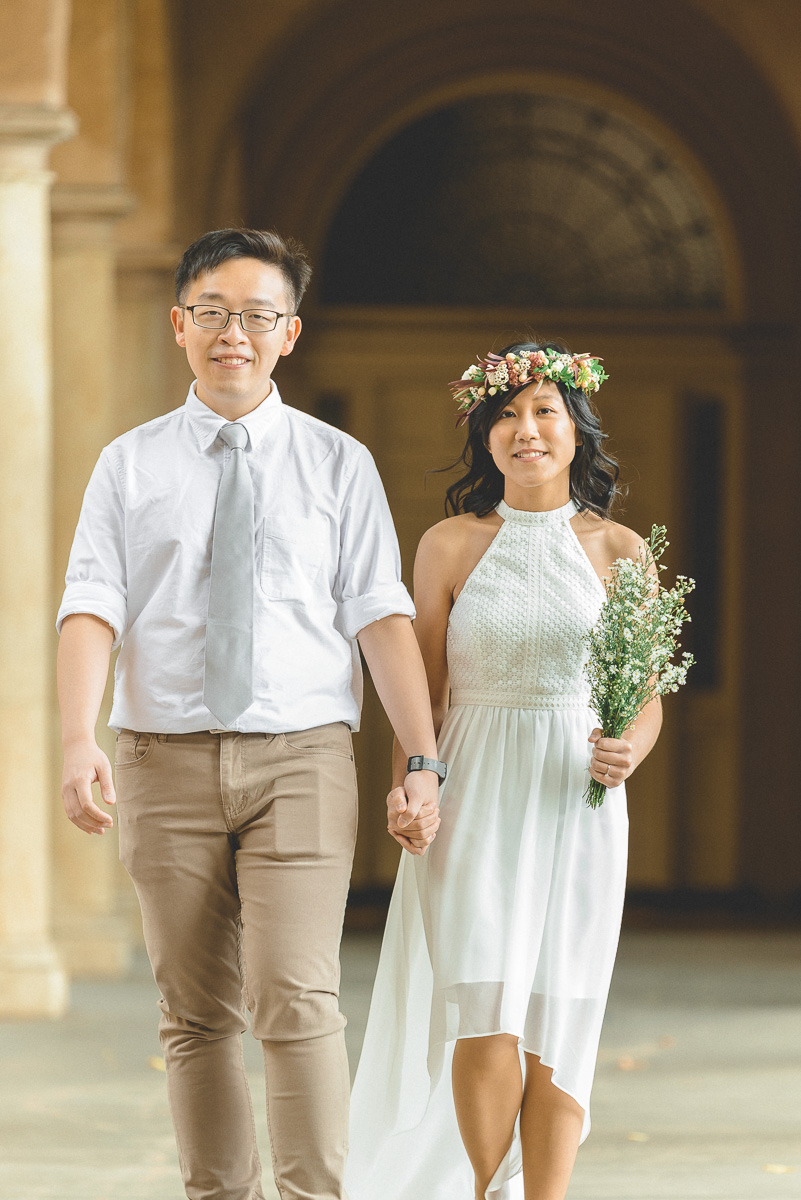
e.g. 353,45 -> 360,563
0,103 -> 75,1017
50,182 -> 136,977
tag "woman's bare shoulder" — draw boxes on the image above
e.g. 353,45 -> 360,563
605,519 -> 646,560
575,509 -> 645,559
416,513 -> 502,595
418,511 -> 500,555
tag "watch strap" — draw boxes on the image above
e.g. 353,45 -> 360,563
407,755 -> 447,784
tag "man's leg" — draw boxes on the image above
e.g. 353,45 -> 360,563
115,730 -> 266,1200
234,723 -> 358,1200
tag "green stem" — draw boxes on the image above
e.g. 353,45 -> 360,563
584,776 -> 607,809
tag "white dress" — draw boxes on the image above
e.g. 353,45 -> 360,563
346,498 -> 629,1200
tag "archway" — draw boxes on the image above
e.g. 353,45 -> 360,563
320,91 -> 728,309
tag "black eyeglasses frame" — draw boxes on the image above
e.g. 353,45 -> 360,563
182,305 -> 290,333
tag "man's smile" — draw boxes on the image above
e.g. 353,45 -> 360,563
211,355 -> 252,367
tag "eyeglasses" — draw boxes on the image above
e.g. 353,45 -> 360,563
183,305 -> 289,333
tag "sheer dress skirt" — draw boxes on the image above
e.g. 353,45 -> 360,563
346,699 -> 628,1200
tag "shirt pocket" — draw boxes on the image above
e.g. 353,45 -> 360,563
260,517 -> 328,601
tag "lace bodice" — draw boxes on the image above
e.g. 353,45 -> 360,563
447,498 -> 606,709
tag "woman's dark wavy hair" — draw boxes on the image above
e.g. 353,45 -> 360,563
444,340 -> 621,519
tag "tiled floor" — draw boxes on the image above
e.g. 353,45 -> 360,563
1,930 -> 800,1199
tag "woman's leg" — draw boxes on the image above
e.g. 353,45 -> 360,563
452,1034 -> 523,1199
520,1053 -> 584,1200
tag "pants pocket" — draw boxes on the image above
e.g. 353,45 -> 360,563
279,721 -> 354,760
115,730 -> 156,768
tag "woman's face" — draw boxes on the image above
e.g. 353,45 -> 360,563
487,380 -> 580,496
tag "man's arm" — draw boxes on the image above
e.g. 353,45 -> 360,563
58,613 -> 117,834
334,446 -> 440,851
357,614 -> 442,846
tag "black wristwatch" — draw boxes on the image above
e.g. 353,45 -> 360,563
406,755 -> 448,785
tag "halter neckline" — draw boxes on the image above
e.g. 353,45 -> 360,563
496,498 -> 578,526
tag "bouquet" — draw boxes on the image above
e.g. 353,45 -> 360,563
584,526 -> 695,809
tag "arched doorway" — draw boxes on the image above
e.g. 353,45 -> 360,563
320,91 -> 728,310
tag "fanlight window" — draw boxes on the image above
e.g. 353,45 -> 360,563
321,93 -> 725,309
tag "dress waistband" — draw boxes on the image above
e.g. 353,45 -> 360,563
449,689 -> 593,711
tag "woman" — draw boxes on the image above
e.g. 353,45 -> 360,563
346,342 -> 663,1200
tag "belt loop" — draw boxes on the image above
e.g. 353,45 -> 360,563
157,733 -> 167,744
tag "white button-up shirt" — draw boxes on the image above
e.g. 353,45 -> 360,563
57,383 -> 415,733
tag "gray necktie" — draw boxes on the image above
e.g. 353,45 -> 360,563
203,422 -> 254,727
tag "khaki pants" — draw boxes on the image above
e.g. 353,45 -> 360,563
115,723 -> 359,1200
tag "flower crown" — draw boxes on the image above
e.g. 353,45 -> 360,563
450,348 -> 609,423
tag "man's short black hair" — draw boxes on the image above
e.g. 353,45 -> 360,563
175,227 -> 313,314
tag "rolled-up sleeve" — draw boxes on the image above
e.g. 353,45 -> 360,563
56,448 -> 128,649
336,445 -> 415,638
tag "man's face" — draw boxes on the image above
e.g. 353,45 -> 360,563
171,257 -> 302,414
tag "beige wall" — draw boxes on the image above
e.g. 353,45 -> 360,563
0,0 -> 69,106
169,0 -> 325,236
696,0 -> 801,152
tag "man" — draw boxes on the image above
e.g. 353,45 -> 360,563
57,227 -> 442,1200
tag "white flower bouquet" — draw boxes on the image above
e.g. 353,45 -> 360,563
584,526 -> 695,809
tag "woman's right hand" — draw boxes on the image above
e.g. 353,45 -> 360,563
387,786 -> 441,856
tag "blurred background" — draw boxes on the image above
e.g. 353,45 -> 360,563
1,0 -> 800,1021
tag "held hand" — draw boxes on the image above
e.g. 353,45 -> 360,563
62,739 -> 116,835
401,769 -> 441,825
387,778 -> 441,856
588,727 -> 634,789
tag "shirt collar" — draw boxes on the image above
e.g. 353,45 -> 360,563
184,380 -> 284,452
